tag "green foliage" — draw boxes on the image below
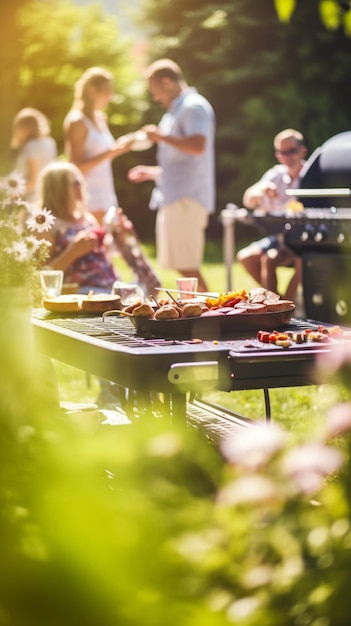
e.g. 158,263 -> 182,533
2,312 -> 351,624
3,0 -> 351,241
0,0 -> 153,233
275,0 -> 351,35
141,0 -> 351,217
17,0 -> 140,151
0,1 -> 143,186
274,0 -> 296,23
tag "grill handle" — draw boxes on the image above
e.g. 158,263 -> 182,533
286,188 -> 351,197
168,361 -> 219,389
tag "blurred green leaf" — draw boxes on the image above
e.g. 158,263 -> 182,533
342,7 -> 351,34
319,0 -> 341,29
274,0 -> 296,23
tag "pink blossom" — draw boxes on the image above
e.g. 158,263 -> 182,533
316,343 -> 351,383
322,403 -> 351,441
217,475 -> 280,506
221,423 -> 285,469
281,442 -> 344,495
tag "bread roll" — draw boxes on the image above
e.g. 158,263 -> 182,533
155,305 -> 180,320
124,300 -> 143,314
182,303 -> 203,318
132,303 -> 155,319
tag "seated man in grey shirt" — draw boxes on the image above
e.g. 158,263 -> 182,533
238,128 -> 307,300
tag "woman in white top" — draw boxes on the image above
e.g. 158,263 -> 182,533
63,67 -> 131,224
11,108 -> 57,203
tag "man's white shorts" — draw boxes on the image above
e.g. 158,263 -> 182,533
155,198 -> 209,270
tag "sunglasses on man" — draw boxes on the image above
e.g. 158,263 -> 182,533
275,147 -> 301,156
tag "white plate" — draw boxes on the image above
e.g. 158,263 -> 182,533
129,130 -> 154,152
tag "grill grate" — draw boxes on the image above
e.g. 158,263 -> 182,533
33,310 -> 325,352
187,399 -> 256,444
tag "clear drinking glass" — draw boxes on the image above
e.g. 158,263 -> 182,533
39,270 -> 64,298
112,281 -> 144,306
176,277 -> 198,299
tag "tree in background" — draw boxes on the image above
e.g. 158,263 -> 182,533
0,1 -> 145,206
3,0 -> 351,239
140,0 -> 351,216
17,0 -> 141,146
0,0 -> 29,174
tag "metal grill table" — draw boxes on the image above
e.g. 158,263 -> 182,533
32,309 -> 338,433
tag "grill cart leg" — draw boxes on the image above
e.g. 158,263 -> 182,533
169,391 -> 187,423
263,388 -> 271,422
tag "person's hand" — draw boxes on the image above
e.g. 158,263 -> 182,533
110,135 -> 134,157
127,165 -> 152,183
142,124 -> 163,143
70,230 -> 100,258
261,182 -> 278,199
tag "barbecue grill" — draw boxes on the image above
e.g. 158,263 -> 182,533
222,131 -> 351,323
32,309 -> 336,436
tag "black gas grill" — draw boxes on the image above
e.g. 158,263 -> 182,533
33,310 -> 335,431
254,208 -> 351,254
253,207 -> 351,323
252,205 -> 351,324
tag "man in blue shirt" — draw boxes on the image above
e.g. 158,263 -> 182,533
128,59 -> 215,292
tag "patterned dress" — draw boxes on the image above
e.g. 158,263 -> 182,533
49,218 -> 119,290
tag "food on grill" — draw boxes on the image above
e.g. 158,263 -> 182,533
170,303 -> 183,317
43,294 -> 82,313
124,300 -> 143,314
275,338 -> 291,348
132,303 -> 155,319
139,287 -> 294,324
255,325 -> 351,348
265,300 -> 294,312
306,331 -> 331,343
223,307 -> 247,315
249,288 -> 281,304
181,303 -> 203,318
80,293 -> 122,313
204,288 -> 292,313
236,302 -> 268,314
201,308 -> 228,317
155,305 -> 180,320
43,293 -> 121,313
205,289 -> 248,309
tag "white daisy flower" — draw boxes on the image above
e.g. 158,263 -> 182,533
5,172 -> 26,198
26,207 -> 55,233
25,235 -> 42,255
6,241 -> 31,263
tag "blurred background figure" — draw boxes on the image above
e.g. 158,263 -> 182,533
38,161 -> 121,293
238,129 -> 307,300
10,107 -> 57,202
128,58 -> 215,293
64,66 -> 161,297
63,66 -> 132,225
102,205 -> 161,298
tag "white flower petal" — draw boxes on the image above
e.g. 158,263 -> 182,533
221,422 -> 285,468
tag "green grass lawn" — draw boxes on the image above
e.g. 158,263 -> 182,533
52,240 -> 349,441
